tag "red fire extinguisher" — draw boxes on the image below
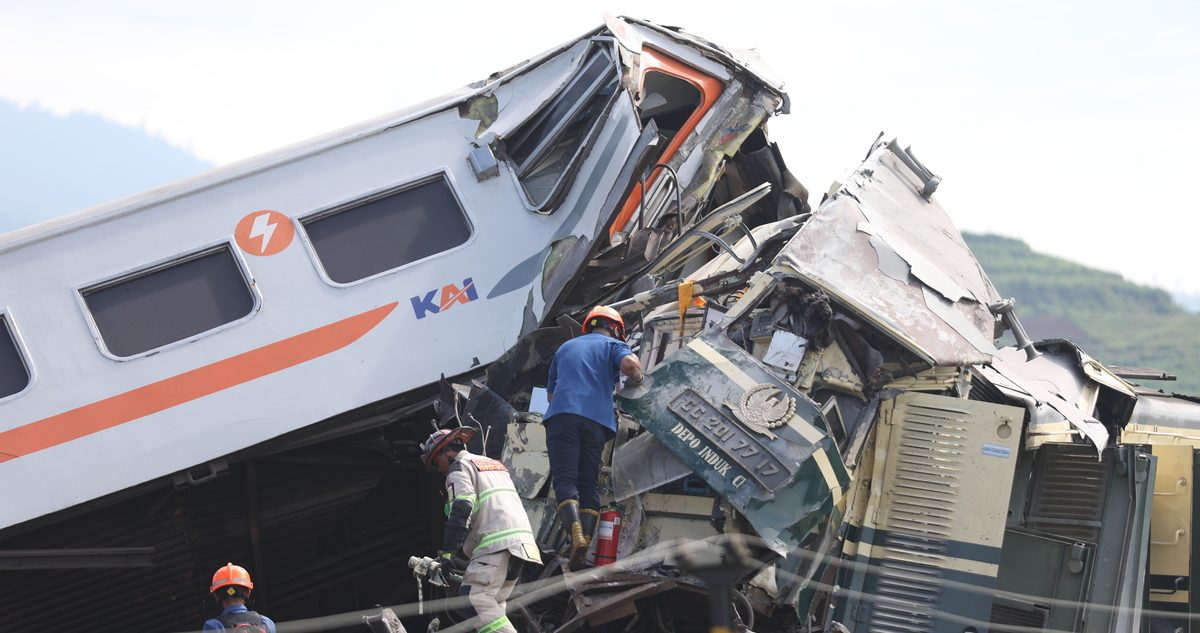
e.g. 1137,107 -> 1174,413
593,509 -> 621,566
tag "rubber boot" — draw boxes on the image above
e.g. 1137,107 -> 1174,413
579,508 -> 600,567
556,499 -> 587,570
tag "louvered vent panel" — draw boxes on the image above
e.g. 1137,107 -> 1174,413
990,602 -> 1049,627
1027,446 -> 1108,542
868,403 -> 968,632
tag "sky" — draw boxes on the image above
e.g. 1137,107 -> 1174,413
1,0 -> 1197,293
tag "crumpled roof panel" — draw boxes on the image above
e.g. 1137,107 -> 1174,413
979,345 -> 1114,451
777,141 -> 1001,366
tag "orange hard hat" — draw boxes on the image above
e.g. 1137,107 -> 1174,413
211,562 -> 254,595
583,306 -> 625,340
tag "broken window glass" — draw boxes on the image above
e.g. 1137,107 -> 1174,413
506,46 -> 619,210
0,314 -> 30,398
81,245 -> 256,358
302,176 -> 472,284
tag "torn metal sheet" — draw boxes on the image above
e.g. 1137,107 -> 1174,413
922,286 -> 999,356
502,421 -> 551,499
860,219 -> 971,303
483,39 -> 595,140
462,382 -> 515,458
995,345 -> 1092,400
482,315 -> 578,401
861,225 -> 908,283
995,339 -> 1137,405
648,183 -> 772,275
611,431 -> 692,501
687,215 -> 806,281
457,93 -> 498,138
776,140 -> 1001,366
636,308 -> 707,372
979,347 -> 1111,451
602,12 -> 644,97
618,330 -> 848,555
539,122 -> 662,316
1068,342 -> 1138,399
614,494 -> 645,561
618,83 -> 777,236
617,18 -> 737,84
846,142 -> 997,304
717,270 -> 776,326
622,17 -> 785,101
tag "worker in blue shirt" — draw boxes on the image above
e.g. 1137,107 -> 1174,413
544,305 -> 643,569
203,562 -> 276,632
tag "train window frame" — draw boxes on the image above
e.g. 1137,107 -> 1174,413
298,171 -> 477,287
76,242 -> 262,361
608,45 -> 724,238
503,42 -> 622,214
0,309 -> 35,402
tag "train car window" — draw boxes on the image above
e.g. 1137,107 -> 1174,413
505,46 -> 620,211
302,175 -> 471,284
639,71 -> 701,145
0,315 -> 30,398
82,245 -> 255,358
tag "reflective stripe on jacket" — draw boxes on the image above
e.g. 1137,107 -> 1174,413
446,451 -> 541,563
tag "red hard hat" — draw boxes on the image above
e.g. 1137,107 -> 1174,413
420,427 -> 477,469
211,562 -> 254,595
583,306 -> 626,340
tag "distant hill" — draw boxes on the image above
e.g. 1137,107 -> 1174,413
0,100 -> 212,234
964,232 -> 1200,395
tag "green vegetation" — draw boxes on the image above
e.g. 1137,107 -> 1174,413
963,233 -> 1200,395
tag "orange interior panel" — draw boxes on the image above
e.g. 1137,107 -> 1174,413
608,47 -> 724,238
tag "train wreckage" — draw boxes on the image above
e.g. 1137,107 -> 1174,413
0,14 -> 1197,633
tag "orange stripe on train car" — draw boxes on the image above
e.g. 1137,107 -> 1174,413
0,302 -> 398,463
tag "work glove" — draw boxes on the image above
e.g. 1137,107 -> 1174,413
437,549 -> 468,571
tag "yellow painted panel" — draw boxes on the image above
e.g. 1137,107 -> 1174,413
870,393 -> 1022,548
641,492 -> 714,517
1149,444 -> 1191,579
1151,589 -> 1189,605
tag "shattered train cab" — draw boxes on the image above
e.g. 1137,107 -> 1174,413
486,136 -> 1166,632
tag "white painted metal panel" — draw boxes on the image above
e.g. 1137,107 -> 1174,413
0,43 -> 644,530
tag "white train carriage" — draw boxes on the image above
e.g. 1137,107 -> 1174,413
0,16 -> 788,535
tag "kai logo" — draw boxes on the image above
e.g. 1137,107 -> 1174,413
411,278 -> 479,319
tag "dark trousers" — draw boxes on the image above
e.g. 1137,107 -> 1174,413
544,413 -> 614,511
